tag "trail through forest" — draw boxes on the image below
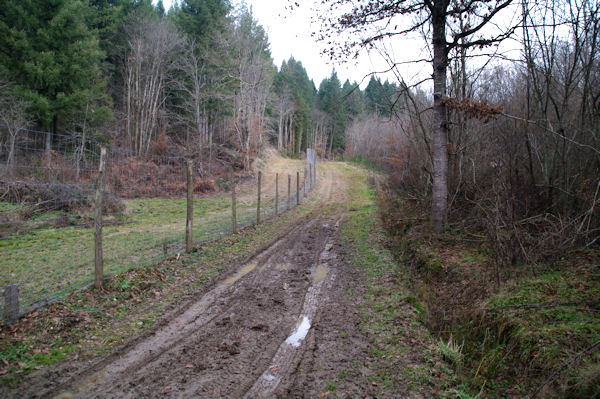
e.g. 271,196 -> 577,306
12,163 -> 430,399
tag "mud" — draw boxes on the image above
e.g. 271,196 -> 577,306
10,165 -> 402,398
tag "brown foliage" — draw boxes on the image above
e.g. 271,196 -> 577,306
443,97 -> 503,123
109,156 -> 217,198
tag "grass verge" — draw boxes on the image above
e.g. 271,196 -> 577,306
338,163 -> 458,396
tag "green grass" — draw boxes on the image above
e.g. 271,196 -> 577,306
0,201 -> 22,212
0,176 -> 321,385
0,185 -> 293,308
339,163 -> 456,395
380,191 -> 600,396
470,262 -> 600,394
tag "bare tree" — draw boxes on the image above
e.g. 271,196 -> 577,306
0,79 -> 31,179
174,38 -> 211,151
225,7 -> 275,169
317,0 -> 516,231
124,14 -> 184,155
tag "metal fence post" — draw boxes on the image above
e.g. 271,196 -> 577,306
304,167 -> 307,196
257,171 -> 262,224
275,173 -> 279,215
186,160 -> 194,253
232,180 -> 237,234
3,284 -> 19,324
296,171 -> 300,205
287,174 -> 291,210
94,147 -> 107,290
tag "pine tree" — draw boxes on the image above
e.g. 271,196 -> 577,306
0,0 -> 109,136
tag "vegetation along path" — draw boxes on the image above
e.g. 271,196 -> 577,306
2,161 -> 454,398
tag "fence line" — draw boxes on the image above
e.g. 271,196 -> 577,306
1,128 -> 318,323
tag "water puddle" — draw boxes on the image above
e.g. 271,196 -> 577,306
225,263 -> 256,285
54,371 -> 104,399
285,316 -> 311,347
275,263 -> 291,270
313,265 -> 329,284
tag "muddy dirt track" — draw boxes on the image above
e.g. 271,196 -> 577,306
20,165 -> 406,398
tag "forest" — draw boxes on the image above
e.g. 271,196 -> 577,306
0,0 -> 400,169
1,0 -> 599,397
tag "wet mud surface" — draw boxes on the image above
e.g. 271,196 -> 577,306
9,166 -> 409,398
40,214 -> 368,399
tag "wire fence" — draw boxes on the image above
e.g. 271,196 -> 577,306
1,127 -> 317,323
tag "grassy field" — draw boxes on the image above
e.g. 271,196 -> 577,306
0,156 -> 307,309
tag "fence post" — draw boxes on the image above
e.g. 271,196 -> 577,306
296,171 -> 300,205
287,174 -> 291,210
309,164 -> 312,190
3,284 -> 19,324
186,160 -> 194,253
275,173 -> 279,215
257,171 -> 262,224
94,147 -> 107,290
232,179 -> 237,234
304,167 -> 307,196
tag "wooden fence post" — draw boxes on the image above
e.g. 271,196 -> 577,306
186,160 -> 194,253
3,284 -> 19,324
287,174 -> 291,210
232,179 -> 237,233
94,147 -> 107,290
257,171 -> 262,224
275,173 -> 279,215
296,171 -> 300,205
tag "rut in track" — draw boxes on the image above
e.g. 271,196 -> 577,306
41,165 -> 363,399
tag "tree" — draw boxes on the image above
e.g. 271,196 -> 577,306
172,0 -> 230,45
274,58 -> 316,154
225,5 -> 275,168
318,0 -> 515,231
0,0 -> 109,161
124,12 -> 184,155
318,71 -> 346,154
0,79 -> 31,178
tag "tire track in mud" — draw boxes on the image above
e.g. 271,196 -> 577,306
48,166 -> 349,399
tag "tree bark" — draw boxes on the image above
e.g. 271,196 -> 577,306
431,1 -> 449,231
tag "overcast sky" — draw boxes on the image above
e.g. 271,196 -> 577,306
155,0 -> 412,88
156,0 -> 521,90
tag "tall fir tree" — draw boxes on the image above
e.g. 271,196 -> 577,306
318,71 -> 346,152
0,0 -> 109,136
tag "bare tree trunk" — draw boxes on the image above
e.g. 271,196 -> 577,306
431,4 -> 449,231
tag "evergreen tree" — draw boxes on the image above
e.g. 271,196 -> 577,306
0,0 -> 109,134
318,71 -> 346,152
342,79 -> 365,121
172,0 -> 230,43
275,58 -> 316,153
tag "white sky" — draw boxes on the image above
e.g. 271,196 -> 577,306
156,0 -> 410,88
156,0 -> 521,90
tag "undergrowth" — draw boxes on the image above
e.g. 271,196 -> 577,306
377,184 -> 600,398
